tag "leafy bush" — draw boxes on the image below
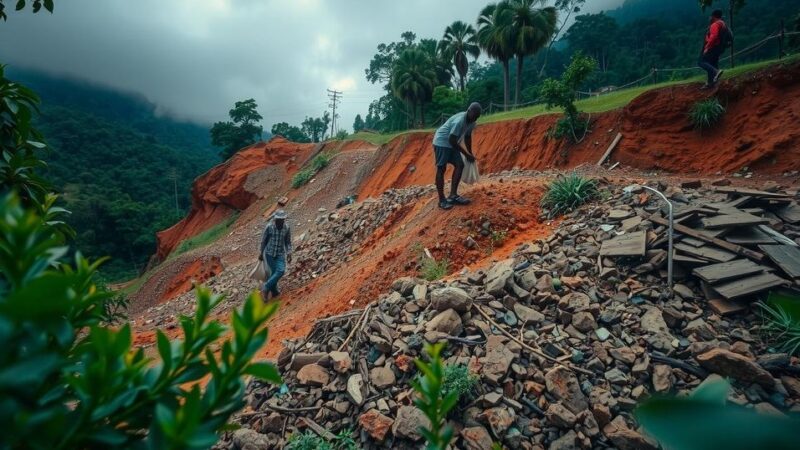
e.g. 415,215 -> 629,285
756,291 -> 800,356
0,193 -> 281,449
689,98 -> 725,130
412,343 -> 458,450
312,153 -> 331,171
541,173 -> 599,218
636,377 -> 797,450
334,129 -> 350,140
420,257 -> 449,281
540,53 -> 597,143
442,364 -> 479,401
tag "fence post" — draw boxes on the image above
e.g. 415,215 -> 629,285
652,67 -> 658,85
779,20 -> 785,60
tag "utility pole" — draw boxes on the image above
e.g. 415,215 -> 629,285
327,88 -> 342,136
168,168 -> 179,215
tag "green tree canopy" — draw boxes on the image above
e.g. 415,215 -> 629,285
352,114 -> 365,132
391,48 -> 438,128
210,99 -> 264,159
441,20 -> 481,92
271,122 -> 309,143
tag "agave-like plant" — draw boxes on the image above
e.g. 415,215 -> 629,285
540,173 -> 598,218
689,97 -> 725,130
756,292 -> 800,356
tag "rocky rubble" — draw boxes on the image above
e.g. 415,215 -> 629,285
287,186 -> 434,286
220,181 -> 800,449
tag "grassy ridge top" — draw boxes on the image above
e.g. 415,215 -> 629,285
347,56 -> 798,146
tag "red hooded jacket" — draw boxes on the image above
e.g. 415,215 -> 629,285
704,18 -> 727,54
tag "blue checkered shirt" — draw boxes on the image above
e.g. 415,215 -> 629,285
260,222 -> 292,258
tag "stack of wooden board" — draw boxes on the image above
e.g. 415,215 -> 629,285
598,184 -> 799,316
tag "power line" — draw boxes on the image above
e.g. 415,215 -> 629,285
327,88 -> 342,136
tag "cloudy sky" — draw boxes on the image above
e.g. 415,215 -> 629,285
0,0 -> 622,132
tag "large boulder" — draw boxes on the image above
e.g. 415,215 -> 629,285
696,348 -> 775,388
425,308 -> 463,335
485,259 -> 515,297
430,287 -> 473,312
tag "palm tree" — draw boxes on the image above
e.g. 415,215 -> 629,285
391,48 -> 437,128
477,3 -> 514,111
417,38 -> 456,89
441,21 -> 481,92
502,0 -> 557,106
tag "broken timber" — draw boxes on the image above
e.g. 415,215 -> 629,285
759,245 -> 800,279
650,214 -> 765,262
712,272 -> 789,300
597,132 -> 622,166
692,259 -> 767,284
600,230 -> 646,257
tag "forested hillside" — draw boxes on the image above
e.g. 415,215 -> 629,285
362,0 -> 799,132
7,68 -> 220,279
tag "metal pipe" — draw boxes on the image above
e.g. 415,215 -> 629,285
641,186 -> 674,297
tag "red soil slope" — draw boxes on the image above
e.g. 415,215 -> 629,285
358,61 -> 800,198
155,138 -> 316,260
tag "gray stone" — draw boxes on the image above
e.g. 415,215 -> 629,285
460,426 -> 494,450
328,351 -> 352,374
392,406 -> 431,441
513,303 -> 545,324
545,403 -> 578,428
369,366 -> 396,389
479,407 -> 515,438
425,308 -> 463,335
233,429 -> 272,450
516,269 -> 538,291
572,311 -> 597,333
609,347 -> 636,365
595,327 -> 611,341
430,287 -> 473,312
296,364 -> 330,386
684,318 -> 716,340
412,283 -> 428,301
652,364 -> 672,393
549,430 -> 579,450
697,348 -> 775,388
605,368 -> 628,385
485,259 -> 515,296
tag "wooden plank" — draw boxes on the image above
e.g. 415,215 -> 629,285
620,215 -> 642,232
600,231 -> 646,257
775,203 -> 800,224
759,245 -> 800,279
701,212 -> 769,229
712,272 -> 789,300
708,298 -> 749,316
724,227 -> 776,245
758,225 -> 798,247
597,132 -> 622,166
673,252 -> 711,265
675,243 -> 737,263
650,214 -> 766,262
693,259 -> 767,284
713,186 -> 791,199
681,236 -> 706,248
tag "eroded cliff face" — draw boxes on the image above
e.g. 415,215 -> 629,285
154,137 -> 316,260
359,61 -> 800,198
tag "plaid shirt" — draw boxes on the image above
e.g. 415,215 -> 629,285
260,222 -> 292,258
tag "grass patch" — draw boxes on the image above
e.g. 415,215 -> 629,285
285,429 -> 357,450
757,291 -> 800,356
541,173 -> 599,218
420,257 -> 449,281
171,212 -> 239,259
292,153 -> 332,188
689,97 -> 725,129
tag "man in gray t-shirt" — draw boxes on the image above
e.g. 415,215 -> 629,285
431,102 -> 481,210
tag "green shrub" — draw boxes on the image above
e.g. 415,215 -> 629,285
420,257 -> 449,281
689,98 -> 725,129
442,364 -> 479,401
636,377 -> 797,450
540,53 -> 597,143
411,343 -> 458,450
292,153 -> 332,188
756,291 -> 800,356
0,193 -> 281,449
285,429 -> 358,450
541,173 -> 599,218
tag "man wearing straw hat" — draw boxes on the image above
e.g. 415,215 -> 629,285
259,209 -> 292,300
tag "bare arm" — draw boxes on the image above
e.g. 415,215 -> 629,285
259,226 -> 271,260
449,134 -> 475,162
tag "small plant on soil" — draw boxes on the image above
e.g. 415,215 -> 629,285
490,229 -> 507,246
541,52 -> 597,143
412,343 -> 459,450
292,153 -> 333,188
756,291 -> 800,356
442,364 -> 479,401
689,97 -> 725,130
541,173 -> 599,218
421,257 -> 449,281
285,429 -> 358,450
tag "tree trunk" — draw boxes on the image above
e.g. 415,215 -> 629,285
460,74 -> 465,92
420,102 -> 425,128
502,59 -> 510,111
515,55 -> 524,107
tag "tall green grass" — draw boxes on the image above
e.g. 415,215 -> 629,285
171,212 -> 239,258
541,173 -> 599,218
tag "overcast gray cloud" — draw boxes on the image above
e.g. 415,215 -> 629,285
0,0 -> 622,131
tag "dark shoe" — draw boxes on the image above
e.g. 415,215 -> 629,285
438,200 -> 454,210
700,83 -> 712,90
713,69 -> 724,83
448,195 -> 471,205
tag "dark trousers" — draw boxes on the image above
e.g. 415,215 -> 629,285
698,47 -> 723,85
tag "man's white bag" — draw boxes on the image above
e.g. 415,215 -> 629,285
248,257 -> 272,282
461,154 -> 480,184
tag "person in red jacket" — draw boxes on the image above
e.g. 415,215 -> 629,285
698,9 -> 728,89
